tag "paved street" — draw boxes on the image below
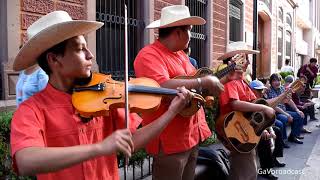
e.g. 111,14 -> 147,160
258,109 -> 320,180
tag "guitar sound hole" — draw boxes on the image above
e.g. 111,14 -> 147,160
253,113 -> 263,123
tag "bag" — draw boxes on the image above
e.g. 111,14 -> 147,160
197,147 -> 230,179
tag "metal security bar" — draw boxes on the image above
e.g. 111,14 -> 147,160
96,0 -> 145,80
186,0 -> 208,68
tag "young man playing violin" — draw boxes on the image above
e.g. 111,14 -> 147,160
10,11 -> 194,180
217,42 -> 275,180
134,5 -> 224,180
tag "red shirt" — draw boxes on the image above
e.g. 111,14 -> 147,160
219,79 -> 257,115
10,84 -> 142,180
134,40 -> 211,155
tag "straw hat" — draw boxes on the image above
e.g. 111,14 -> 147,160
13,11 -> 104,71
146,5 -> 205,29
217,41 -> 259,60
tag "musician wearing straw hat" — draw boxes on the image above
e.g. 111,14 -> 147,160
10,11 -> 193,180
134,5 -> 224,180
217,41 -> 275,180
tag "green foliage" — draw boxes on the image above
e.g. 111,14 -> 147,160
0,111 -> 35,180
201,97 -> 220,146
279,71 -> 294,80
315,74 -> 320,85
118,149 -> 149,167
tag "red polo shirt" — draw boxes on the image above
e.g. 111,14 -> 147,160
219,79 -> 257,115
10,84 -> 142,180
134,40 -> 211,155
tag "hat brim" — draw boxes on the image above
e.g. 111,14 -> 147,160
146,16 -> 205,29
13,20 -> 104,71
217,49 -> 260,60
254,86 -> 267,90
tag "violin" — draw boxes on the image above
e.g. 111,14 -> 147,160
72,72 -> 206,118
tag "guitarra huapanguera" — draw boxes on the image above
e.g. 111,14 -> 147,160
215,80 -> 304,153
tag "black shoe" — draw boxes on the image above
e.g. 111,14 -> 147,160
310,118 -> 319,121
296,135 -> 304,139
283,142 -> 290,148
274,159 -> 286,167
288,136 -> 303,144
260,173 -> 278,180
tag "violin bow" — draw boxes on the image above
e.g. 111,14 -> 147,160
124,3 -> 130,175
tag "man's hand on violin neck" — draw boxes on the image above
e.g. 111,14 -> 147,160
201,76 -> 224,96
95,129 -> 134,157
168,87 -> 193,114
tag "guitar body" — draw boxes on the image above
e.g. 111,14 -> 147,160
215,98 -> 275,153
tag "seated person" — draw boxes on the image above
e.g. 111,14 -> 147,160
265,74 -> 305,144
284,75 -> 294,89
291,79 -> 318,124
249,80 -> 286,180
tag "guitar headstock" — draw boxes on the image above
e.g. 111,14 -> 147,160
289,80 -> 304,93
231,53 -> 247,70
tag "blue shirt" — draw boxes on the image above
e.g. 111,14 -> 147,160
16,68 -> 48,106
189,57 -> 198,69
265,86 -> 286,111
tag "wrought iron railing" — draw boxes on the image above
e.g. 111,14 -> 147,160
96,0 -> 145,80
186,0 -> 208,68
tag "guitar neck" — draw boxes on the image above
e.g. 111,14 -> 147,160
269,92 -> 288,108
214,63 -> 236,79
269,80 -> 303,108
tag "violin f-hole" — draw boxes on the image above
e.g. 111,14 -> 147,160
103,94 -> 123,104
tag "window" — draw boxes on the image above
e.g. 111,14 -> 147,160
285,14 -> 292,61
96,0 -> 145,80
186,0 -> 208,67
277,8 -> 283,69
0,0 -> 6,99
285,30 -> 291,59
229,0 -> 243,42
277,27 -> 283,69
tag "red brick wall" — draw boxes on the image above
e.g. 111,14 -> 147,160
211,0 -> 228,67
245,0 -> 254,40
20,0 -> 87,44
245,0 -> 253,36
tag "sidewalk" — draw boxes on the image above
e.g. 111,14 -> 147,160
258,110 -> 320,180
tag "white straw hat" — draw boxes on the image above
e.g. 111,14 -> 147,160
146,5 -> 205,29
13,11 -> 104,71
217,41 -> 259,60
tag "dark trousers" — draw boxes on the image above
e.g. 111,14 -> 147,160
257,126 -> 284,169
301,105 -> 316,125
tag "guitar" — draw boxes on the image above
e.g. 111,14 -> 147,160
215,80 -> 304,153
176,55 -> 246,98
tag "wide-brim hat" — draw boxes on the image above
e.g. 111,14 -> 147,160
146,5 -> 206,29
217,41 -> 260,60
13,11 -> 104,71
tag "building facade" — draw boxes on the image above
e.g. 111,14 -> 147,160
0,0 -> 258,107
256,0 -> 320,78
295,0 -> 320,73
